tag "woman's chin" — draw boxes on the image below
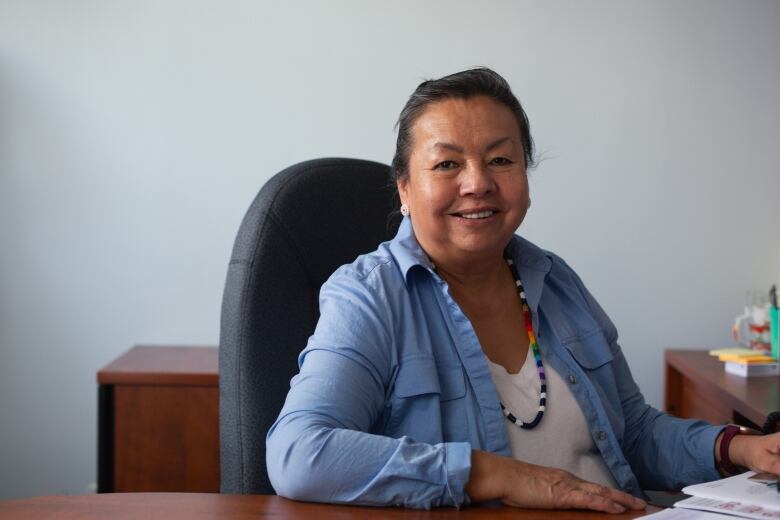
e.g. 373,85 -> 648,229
449,240 -> 508,261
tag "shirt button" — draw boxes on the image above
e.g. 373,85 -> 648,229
597,431 -> 607,441
568,374 -> 577,384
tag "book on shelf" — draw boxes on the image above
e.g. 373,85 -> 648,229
706,347 -> 778,377
719,355 -> 775,363
725,361 -> 779,377
642,471 -> 780,520
708,348 -> 766,358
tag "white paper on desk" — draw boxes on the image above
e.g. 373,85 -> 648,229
675,496 -> 780,520
640,506 -> 734,520
682,471 -> 780,510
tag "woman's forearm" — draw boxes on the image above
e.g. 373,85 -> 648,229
465,450 -> 508,502
267,418 -> 472,508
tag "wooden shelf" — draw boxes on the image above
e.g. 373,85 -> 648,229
97,346 -> 219,493
98,346 -> 218,386
665,349 -> 780,429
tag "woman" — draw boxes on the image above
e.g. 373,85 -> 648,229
266,68 -> 780,511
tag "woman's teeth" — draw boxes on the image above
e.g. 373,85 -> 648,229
461,211 -> 494,219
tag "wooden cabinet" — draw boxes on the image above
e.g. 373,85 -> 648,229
97,346 -> 219,492
665,349 -> 780,429
95,347 -> 776,492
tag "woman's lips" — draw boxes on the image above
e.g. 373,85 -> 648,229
459,210 -> 495,219
450,209 -> 500,224
450,207 -> 500,220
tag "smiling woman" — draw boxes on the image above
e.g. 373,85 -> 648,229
397,96 -> 530,271
265,68 -> 780,511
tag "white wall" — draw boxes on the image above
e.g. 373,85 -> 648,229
1,0 -> 779,500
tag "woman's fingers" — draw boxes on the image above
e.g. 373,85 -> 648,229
596,484 -> 646,510
566,489 -> 627,514
736,433 -> 780,476
562,481 -> 646,514
755,438 -> 780,475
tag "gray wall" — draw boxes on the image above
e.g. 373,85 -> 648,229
1,0 -> 779,500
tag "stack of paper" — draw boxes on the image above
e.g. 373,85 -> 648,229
724,362 -> 780,377
642,471 -> 780,520
708,348 -> 779,378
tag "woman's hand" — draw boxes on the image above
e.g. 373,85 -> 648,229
728,431 -> 780,475
465,450 -> 647,513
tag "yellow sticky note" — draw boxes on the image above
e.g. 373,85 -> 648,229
710,347 -> 764,357
726,356 -> 776,364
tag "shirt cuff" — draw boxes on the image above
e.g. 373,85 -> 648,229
443,442 -> 472,507
702,424 -> 727,481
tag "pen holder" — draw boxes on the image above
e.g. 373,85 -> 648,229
771,307 -> 779,360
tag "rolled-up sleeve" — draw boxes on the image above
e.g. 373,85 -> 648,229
266,269 -> 472,509
609,344 -> 722,489
569,263 -> 723,489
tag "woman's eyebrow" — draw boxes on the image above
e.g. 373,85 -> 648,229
485,137 -> 512,151
430,141 -> 463,153
429,137 -> 512,153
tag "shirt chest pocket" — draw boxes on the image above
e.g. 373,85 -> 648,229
387,358 -> 468,444
562,330 -> 623,438
563,330 -> 613,370
394,358 -> 466,401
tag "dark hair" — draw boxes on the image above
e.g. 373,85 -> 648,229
390,67 -> 535,182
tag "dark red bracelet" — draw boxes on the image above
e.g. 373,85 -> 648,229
719,424 -> 761,476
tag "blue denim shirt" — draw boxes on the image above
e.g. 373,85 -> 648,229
266,217 -> 722,509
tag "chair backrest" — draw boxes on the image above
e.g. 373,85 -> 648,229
763,411 -> 780,434
219,158 -> 397,494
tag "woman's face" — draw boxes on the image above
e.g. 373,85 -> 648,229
398,95 -> 530,268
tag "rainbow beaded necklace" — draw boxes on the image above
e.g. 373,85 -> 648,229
501,257 -> 546,429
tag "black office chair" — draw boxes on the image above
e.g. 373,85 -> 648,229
219,158 -> 398,494
763,412 -> 780,434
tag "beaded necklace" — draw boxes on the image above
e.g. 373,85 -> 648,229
435,255 -> 547,429
500,257 -> 546,429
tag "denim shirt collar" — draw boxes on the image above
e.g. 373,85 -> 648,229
388,216 -> 553,313
388,217 -> 435,277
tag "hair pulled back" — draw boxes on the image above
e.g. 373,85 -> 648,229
391,67 -> 535,183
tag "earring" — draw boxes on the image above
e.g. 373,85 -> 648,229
400,204 -> 410,217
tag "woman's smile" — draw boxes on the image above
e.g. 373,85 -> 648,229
397,95 -> 530,269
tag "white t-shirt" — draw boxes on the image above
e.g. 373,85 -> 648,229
486,348 -> 617,489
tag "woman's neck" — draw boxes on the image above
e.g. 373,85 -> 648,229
434,254 -> 506,290
436,255 -> 518,323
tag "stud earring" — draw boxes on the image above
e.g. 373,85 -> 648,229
400,204 -> 410,217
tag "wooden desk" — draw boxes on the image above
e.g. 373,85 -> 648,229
0,493 -> 659,520
664,349 -> 780,429
97,346 -> 219,493
96,347 -> 776,495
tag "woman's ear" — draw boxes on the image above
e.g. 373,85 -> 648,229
396,176 -> 409,206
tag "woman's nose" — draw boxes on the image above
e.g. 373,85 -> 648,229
459,163 -> 495,197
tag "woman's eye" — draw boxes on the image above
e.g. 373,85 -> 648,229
434,160 -> 459,170
490,157 -> 513,166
